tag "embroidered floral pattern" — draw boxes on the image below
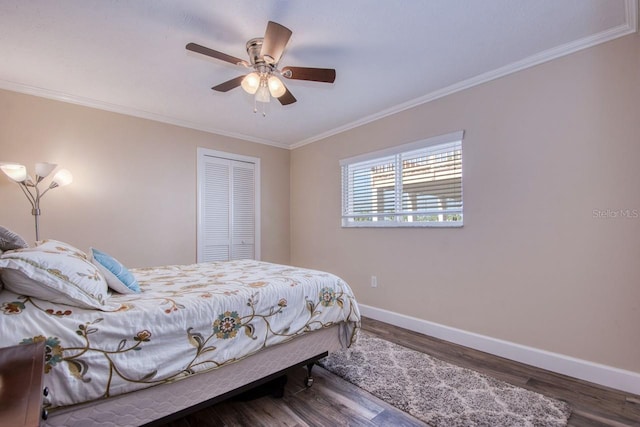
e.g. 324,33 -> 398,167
2,301 -> 25,314
213,311 -> 241,339
77,269 -> 103,281
45,309 -> 73,317
319,287 -> 336,307
135,330 -> 152,342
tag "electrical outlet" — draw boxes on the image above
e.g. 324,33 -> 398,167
371,275 -> 378,288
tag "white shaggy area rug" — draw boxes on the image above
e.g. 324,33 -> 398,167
318,332 -> 571,427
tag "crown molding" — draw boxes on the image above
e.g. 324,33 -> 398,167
0,0 -> 635,152
291,0 -> 638,150
0,79 -> 290,150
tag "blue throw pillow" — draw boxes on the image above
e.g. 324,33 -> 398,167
90,247 -> 141,294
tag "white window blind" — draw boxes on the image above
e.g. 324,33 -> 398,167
341,131 -> 464,227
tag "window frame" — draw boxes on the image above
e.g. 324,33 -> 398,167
340,131 -> 464,228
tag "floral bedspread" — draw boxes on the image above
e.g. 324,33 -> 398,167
0,260 -> 360,409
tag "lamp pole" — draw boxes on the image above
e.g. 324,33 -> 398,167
1,163 -> 72,242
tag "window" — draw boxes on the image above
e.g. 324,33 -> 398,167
341,131 -> 464,227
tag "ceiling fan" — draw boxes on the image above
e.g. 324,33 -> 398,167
186,21 -> 336,114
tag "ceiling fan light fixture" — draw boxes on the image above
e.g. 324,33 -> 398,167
255,83 -> 271,103
241,72 -> 260,94
267,75 -> 286,98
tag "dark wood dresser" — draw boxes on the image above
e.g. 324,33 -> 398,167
0,341 -> 47,427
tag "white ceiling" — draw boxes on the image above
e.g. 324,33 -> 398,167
0,1 -> 636,149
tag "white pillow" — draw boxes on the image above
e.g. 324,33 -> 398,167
35,239 -> 89,258
0,240 -> 121,311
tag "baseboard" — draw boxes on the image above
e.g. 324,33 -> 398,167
359,304 -> 640,396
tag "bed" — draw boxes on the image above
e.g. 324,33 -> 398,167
0,238 -> 360,426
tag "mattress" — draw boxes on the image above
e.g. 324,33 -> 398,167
0,259 -> 360,411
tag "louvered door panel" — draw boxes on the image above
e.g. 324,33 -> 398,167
200,159 -> 231,262
231,163 -> 255,260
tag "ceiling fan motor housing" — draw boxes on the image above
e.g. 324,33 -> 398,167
246,38 -> 268,68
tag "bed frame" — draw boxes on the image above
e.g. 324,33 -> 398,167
45,324 -> 343,426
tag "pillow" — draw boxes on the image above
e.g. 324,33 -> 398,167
0,226 -> 29,251
90,248 -> 140,294
0,241 -> 121,311
36,239 -> 90,259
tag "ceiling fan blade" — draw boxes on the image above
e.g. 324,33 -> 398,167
261,21 -> 292,65
186,42 -> 246,66
281,66 -> 336,83
212,75 -> 245,92
277,86 -> 297,106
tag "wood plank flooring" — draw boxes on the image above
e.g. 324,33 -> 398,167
162,317 -> 640,426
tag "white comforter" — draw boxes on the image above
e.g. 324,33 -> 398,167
0,260 -> 360,409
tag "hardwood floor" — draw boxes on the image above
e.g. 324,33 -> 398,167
162,317 -> 640,426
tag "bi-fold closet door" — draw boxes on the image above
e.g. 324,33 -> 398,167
197,148 -> 260,262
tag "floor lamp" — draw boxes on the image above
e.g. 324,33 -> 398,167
0,162 -> 73,241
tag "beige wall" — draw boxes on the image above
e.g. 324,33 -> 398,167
291,32 -> 640,373
1,31 -> 638,376
0,90 -> 290,267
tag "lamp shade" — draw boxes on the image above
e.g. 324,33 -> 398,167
241,72 -> 260,94
0,164 -> 27,182
267,75 -> 286,98
52,169 -> 73,187
35,162 -> 58,179
255,84 -> 271,103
